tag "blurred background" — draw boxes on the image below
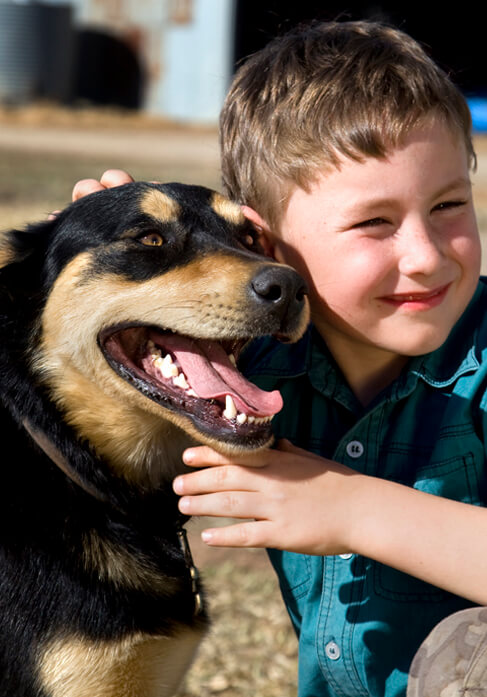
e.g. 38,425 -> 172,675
1,2 -> 486,695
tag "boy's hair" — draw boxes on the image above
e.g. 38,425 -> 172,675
220,20 -> 475,229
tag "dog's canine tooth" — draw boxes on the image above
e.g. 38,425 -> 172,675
173,373 -> 189,390
223,395 -> 237,420
228,353 -> 237,367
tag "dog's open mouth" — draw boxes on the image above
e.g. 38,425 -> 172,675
99,325 -> 283,446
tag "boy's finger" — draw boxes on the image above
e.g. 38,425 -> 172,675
178,490 -> 262,519
200,520 -> 272,548
174,463 -> 257,496
99,169 -> 134,188
182,445 -> 272,468
72,178 -> 105,201
182,446 -> 235,467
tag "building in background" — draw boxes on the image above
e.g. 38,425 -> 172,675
0,0 -> 236,125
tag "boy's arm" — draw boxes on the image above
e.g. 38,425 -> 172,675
174,440 -> 487,605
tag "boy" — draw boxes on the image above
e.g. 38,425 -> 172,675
74,21 -> 487,697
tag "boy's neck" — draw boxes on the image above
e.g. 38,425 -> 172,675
316,324 -> 409,406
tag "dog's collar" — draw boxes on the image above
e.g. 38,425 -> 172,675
176,525 -> 204,615
22,419 -> 108,504
23,418 -> 204,616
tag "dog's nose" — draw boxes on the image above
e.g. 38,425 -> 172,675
250,265 -> 308,317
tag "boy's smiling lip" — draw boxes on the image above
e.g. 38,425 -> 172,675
379,283 -> 452,310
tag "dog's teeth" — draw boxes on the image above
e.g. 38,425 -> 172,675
253,415 -> 273,425
228,353 -> 237,366
187,388 -> 198,397
223,395 -> 237,420
236,413 -> 247,424
173,373 -> 189,390
247,416 -> 255,424
161,354 -> 178,379
147,339 -> 156,351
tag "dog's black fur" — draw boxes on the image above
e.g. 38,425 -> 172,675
0,182 -> 309,696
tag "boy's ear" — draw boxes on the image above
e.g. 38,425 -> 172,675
241,205 -> 276,259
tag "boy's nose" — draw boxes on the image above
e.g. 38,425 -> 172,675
397,220 -> 445,277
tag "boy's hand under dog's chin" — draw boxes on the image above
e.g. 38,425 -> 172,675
173,439 -> 364,557
72,169 -> 135,201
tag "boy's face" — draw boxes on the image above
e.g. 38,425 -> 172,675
270,121 -> 481,371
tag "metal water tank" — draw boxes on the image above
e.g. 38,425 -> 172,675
0,2 -> 42,104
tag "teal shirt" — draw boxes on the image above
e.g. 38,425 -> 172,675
240,278 -> 487,697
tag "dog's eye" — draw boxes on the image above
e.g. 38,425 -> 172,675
139,232 -> 164,247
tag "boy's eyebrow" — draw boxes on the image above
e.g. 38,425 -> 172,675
432,176 -> 472,199
345,176 -> 472,215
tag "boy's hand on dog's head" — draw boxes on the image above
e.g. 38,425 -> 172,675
72,169 -> 135,201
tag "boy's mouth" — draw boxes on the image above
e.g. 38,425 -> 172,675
380,283 -> 451,309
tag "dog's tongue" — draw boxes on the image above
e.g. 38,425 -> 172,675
153,332 -> 283,417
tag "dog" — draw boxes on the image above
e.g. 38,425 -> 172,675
0,181 -> 309,697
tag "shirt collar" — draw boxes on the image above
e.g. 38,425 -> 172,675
406,278 -> 485,389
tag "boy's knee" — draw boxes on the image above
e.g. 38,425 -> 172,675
407,607 -> 487,696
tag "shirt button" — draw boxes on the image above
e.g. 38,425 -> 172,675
325,641 -> 341,660
339,553 -> 353,560
346,440 -> 364,458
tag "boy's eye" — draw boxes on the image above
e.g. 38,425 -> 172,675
351,217 -> 388,229
138,232 -> 164,247
433,199 -> 467,212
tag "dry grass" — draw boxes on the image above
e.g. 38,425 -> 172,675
177,558 -> 298,697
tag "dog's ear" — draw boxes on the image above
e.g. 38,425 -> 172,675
0,218 -> 58,272
0,218 -> 60,304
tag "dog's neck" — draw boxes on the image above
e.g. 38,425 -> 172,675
22,417 -> 204,617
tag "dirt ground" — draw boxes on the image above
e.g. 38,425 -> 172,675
1,104 -> 487,696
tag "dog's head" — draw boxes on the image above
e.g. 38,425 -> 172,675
0,183 -> 309,484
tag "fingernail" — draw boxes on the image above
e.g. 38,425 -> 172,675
201,530 -> 213,543
173,476 -> 184,494
179,497 -> 190,513
183,449 -> 195,464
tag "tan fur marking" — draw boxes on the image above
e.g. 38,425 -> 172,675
210,192 -> 245,225
140,189 -> 181,223
38,629 -> 204,697
0,234 -> 15,269
82,532 -> 179,595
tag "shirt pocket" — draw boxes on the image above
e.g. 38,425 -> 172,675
373,452 -> 480,603
267,549 -> 312,600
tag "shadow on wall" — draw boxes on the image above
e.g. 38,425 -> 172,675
0,2 -> 145,110
73,29 -> 145,110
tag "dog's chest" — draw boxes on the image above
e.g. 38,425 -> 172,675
37,627 -> 204,697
